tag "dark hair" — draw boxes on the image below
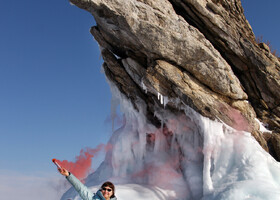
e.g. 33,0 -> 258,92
101,181 -> 115,198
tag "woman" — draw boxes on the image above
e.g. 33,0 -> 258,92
58,167 -> 117,200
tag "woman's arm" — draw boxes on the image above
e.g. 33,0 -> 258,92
59,168 -> 94,200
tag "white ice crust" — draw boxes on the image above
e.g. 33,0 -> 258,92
61,80 -> 280,200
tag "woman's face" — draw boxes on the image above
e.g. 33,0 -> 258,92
101,186 -> 113,199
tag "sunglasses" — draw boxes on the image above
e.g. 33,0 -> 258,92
102,187 -> 112,192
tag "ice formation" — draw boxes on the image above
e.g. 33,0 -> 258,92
61,81 -> 280,200
255,118 -> 272,133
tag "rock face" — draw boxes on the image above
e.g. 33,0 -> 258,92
69,0 -> 280,160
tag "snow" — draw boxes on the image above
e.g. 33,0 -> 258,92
255,118 -> 272,133
61,80 -> 280,200
69,184 -> 177,200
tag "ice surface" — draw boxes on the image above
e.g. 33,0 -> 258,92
255,118 -> 272,133
61,80 -> 280,200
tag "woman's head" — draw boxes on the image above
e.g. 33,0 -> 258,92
101,181 -> 115,199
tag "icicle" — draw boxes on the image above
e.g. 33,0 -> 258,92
163,96 -> 169,108
113,53 -> 121,59
157,92 -> 167,107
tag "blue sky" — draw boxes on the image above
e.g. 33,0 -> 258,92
242,1 -> 280,55
0,0 -> 113,175
0,0 -> 279,199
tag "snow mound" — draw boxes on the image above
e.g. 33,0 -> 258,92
61,81 -> 280,200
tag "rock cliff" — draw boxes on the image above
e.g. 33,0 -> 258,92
69,0 -> 280,160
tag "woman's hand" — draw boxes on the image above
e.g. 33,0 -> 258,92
58,167 -> 70,177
